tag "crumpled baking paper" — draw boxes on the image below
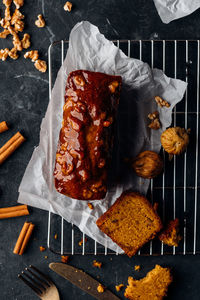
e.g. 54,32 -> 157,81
18,21 -> 187,253
153,0 -> 200,23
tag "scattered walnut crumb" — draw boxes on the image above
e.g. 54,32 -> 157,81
8,47 -> 18,60
79,237 -> 87,246
0,29 -> 10,38
148,111 -> 161,130
134,265 -> 141,271
11,9 -> 24,25
0,48 -> 9,61
93,260 -> 102,268
34,59 -> 47,73
88,203 -> 94,210
153,202 -> 159,212
155,96 -> 170,108
88,286 -> 91,290
13,0 -> 24,9
21,33 -> 30,49
39,246 -> 46,252
35,14 -> 45,28
54,233 -> 58,240
97,284 -> 105,293
61,255 -> 69,263
64,1 -> 72,12
24,50 -> 39,62
115,284 -> 124,292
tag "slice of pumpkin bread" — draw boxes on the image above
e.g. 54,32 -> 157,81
96,191 -> 162,257
124,264 -> 172,300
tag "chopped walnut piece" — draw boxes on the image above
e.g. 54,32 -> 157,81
115,284 -> 124,292
14,19 -> 24,32
39,246 -> 46,252
155,96 -> 170,108
13,0 -> 24,9
0,29 -> 10,38
0,48 -> 9,61
61,255 -> 69,263
93,260 -> 102,268
34,59 -> 47,73
148,118 -> 161,130
24,50 -> 39,62
21,33 -> 30,49
35,14 -> 45,28
148,111 -> 159,120
13,35 -> 22,51
87,203 -> 94,210
109,81 -> 119,93
153,202 -> 159,212
3,0 -> 12,7
134,265 -> 141,271
97,284 -> 105,293
11,9 -> 24,25
5,7 -> 11,21
148,111 -> 161,130
9,47 -> 18,60
83,189 -> 93,199
74,75 -> 85,86
79,237 -> 87,246
64,1 -> 72,12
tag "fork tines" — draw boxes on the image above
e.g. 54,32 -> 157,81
18,265 -> 53,297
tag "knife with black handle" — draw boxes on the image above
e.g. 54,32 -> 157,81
49,262 -> 120,300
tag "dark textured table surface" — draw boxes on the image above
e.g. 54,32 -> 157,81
0,1 -> 200,299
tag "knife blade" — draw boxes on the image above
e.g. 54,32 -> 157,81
49,262 -> 120,300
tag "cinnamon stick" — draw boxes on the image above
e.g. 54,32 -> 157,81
0,205 -> 29,219
13,222 -> 35,255
0,131 -> 25,165
0,121 -> 9,133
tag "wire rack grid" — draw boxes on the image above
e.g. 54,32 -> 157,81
47,39 -> 200,256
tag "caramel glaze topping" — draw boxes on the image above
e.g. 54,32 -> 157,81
54,70 -> 122,200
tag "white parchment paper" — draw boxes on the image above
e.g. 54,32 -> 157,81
18,21 -> 187,253
153,0 -> 200,23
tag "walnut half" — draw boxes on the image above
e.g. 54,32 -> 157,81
24,50 -> 39,62
35,14 -> 45,28
148,111 -> 161,130
34,59 -> 47,73
8,48 -> 18,60
0,48 -> 9,61
21,33 -> 30,49
64,1 -> 72,12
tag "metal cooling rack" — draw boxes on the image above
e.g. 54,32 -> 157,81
47,40 -> 200,256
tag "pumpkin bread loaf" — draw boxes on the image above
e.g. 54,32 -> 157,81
124,264 -> 172,300
96,191 -> 162,257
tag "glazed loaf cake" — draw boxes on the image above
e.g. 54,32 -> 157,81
54,70 -> 122,200
96,191 -> 162,257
